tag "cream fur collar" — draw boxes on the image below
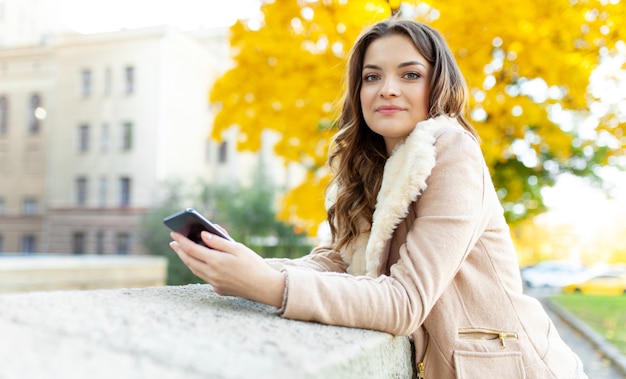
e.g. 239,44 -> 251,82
336,115 -> 461,277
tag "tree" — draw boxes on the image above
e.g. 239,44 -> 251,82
209,0 -> 626,233
197,157 -> 313,258
141,161 -> 311,285
140,180 -> 204,285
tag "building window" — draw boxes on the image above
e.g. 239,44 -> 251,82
0,198 -> 5,215
104,67 -> 112,95
75,177 -> 88,206
124,66 -> 134,94
0,234 -> 3,253
28,94 -> 43,134
98,176 -> 107,207
218,141 -> 228,163
22,198 -> 38,215
21,234 -> 36,253
72,232 -> 86,254
121,122 -> 133,151
101,123 -> 110,152
78,124 -> 90,152
119,177 -> 131,207
81,69 -> 92,97
96,231 -> 105,254
0,95 -> 8,135
116,232 -> 130,255
205,141 -> 212,162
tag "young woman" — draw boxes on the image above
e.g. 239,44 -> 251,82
169,19 -> 587,378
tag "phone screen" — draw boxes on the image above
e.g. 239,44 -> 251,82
163,208 -> 233,245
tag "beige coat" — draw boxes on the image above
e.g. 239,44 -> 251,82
268,116 -> 585,379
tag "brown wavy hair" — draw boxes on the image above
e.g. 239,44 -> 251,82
327,18 -> 478,251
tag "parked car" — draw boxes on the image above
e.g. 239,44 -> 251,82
521,260 -> 588,288
562,272 -> 626,296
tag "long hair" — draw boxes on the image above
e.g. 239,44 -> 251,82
327,19 -> 478,251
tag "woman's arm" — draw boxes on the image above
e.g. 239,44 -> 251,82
265,229 -> 348,273
169,222 -> 348,307
279,129 -> 490,335
169,128 -> 490,336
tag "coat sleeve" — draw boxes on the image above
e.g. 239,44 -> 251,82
279,129 -> 490,336
265,228 -> 348,273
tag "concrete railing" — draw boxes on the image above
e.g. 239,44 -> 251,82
0,254 -> 167,293
0,285 -> 413,379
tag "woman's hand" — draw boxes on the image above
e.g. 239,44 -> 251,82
169,231 -> 286,308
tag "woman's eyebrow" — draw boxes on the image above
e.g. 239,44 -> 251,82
399,61 -> 426,68
363,61 -> 426,70
363,63 -> 382,70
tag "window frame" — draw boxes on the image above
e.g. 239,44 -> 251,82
21,234 -> 37,253
121,121 -> 133,151
75,176 -> 88,206
78,124 -> 90,152
116,232 -> 130,255
81,69 -> 92,98
124,66 -> 135,95
28,93 -> 43,134
22,198 -> 38,215
72,231 -> 86,254
218,141 -> 228,164
119,176 -> 131,207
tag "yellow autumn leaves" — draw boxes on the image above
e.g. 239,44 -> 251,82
209,0 -> 626,235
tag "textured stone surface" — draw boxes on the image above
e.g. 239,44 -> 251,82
0,284 -> 412,379
0,255 -> 167,293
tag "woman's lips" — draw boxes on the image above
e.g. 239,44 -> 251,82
376,105 -> 404,114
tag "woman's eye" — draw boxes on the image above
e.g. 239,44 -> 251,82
363,73 -> 380,82
403,72 -> 421,80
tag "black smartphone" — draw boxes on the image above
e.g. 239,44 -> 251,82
163,208 -> 234,245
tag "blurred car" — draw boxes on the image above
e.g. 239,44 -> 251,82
521,260 -> 588,288
562,272 -> 626,296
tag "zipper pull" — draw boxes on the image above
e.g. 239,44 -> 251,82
417,362 -> 425,379
499,332 -> 507,348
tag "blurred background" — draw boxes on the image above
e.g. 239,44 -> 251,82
0,0 -> 625,373
1,0 -> 624,267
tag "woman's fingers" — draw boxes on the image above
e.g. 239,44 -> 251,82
199,230 -> 238,254
169,232 -> 242,291
167,231 -> 285,306
169,240 -> 210,280
213,224 -> 232,240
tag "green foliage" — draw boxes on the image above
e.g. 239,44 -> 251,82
140,161 -> 311,285
142,207 -> 205,286
140,181 -> 204,286
196,159 -> 313,259
210,0 -> 626,232
552,294 -> 626,355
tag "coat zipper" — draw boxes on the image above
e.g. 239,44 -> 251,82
416,335 -> 430,379
458,328 -> 518,348
418,328 -> 517,378
417,361 -> 425,379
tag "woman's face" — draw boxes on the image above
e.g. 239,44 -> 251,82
360,34 -> 432,154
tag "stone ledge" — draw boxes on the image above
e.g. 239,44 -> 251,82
0,255 -> 167,293
0,285 -> 412,379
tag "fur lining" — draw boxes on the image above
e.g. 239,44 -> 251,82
339,115 -> 462,277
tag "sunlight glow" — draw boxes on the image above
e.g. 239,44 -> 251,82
58,0 -> 262,34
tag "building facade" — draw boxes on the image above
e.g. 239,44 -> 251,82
0,43 -> 53,253
0,24 -> 297,255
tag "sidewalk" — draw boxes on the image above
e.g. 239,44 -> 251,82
535,291 -> 626,379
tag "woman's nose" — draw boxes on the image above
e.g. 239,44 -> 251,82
380,78 -> 400,97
